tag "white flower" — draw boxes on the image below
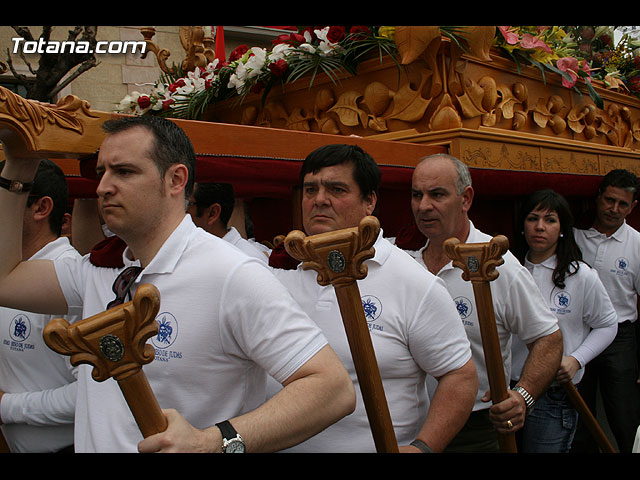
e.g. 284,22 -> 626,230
270,43 -> 294,61
245,47 -> 267,78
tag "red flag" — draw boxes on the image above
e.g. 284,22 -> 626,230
215,26 -> 226,63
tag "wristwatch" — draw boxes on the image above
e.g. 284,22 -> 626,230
0,176 -> 33,193
215,420 -> 245,453
512,385 -> 536,414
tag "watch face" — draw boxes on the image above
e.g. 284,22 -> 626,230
225,439 -> 245,453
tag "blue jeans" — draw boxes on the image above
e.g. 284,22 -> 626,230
521,386 -> 578,453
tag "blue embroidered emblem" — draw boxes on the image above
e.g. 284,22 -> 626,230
554,291 -> 571,309
454,296 -> 473,319
10,314 -> 31,342
152,312 -> 179,349
361,295 -> 382,322
615,257 -> 628,271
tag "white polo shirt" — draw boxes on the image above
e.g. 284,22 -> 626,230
223,226 -> 269,263
408,222 -> 559,410
574,222 -> 640,324
0,236 -> 80,452
54,215 -> 328,452
269,233 -> 472,452
512,255 -> 617,384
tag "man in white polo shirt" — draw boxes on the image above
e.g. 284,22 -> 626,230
268,144 -> 478,453
187,182 -> 269,263
0,159 -> 79,453
408,153 -> 562,452
0,116 -> 355,453
572,168 -> 640,453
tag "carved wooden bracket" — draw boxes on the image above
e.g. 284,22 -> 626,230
43,283 -> 167,438
284,216 -> 398,453
443,235 -> 517,453
140,26 -> 215,76
0,86 -> 109,158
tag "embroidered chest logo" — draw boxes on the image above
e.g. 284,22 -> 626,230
454,296 -> 474,326
552,291 -> 572,314
361,295 -> 383,332
3,314 -> 35,352
151,312 -> 182,361
615,256 -> 630,275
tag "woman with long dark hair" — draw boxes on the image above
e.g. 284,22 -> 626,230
511,189 -> 618,452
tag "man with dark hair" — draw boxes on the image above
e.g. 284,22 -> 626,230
572,168 -> 640,453
188,182 -> 269,262
0,116 -> 355,453
0,159 -> 80,452
268,144 -> 478,453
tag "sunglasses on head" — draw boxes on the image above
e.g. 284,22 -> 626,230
106,266 -> 143,310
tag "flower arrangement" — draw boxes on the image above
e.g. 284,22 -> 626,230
116,26 -> 640,119
495,26 -> 640,108
117,26 -> 398,119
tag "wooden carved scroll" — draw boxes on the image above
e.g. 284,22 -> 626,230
43,283 -> 167,438
284,216 -> 398,453
443,234 -> 518,453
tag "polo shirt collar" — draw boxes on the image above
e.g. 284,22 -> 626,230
121,214 -> 194,275
583,221 -> 628,242
524,253 -> 557,271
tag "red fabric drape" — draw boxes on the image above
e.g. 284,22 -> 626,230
214,26 -> 226,63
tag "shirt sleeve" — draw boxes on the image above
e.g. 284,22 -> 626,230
503,265 -> 560,344
0,378 -> 76,426
219,259 -> 328,384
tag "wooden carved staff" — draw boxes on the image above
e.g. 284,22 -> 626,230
443,235 -> 518,453
43,283 -> 167,438
563,380 -> 616,453
285,216 -> 398,453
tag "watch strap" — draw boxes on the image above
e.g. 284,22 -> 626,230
512,385 -> 535,413
215,420 -> 244,452
410,439 -> 434,453
0,176 -> 33,193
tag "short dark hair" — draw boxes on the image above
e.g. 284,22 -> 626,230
299,144 -> 381,200
101,116 -> 196,199
193,182 -> 235,227
0,159 -> 68,236
599,169 -> 639,202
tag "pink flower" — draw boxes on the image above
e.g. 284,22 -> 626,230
498,26 -> 519,45
520,33 -> 552,53
557,57 -> 579,88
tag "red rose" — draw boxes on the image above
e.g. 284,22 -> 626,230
272,32 -> 306,47
162,98 -> 175,110
269,59 -> 288,77
168,78 -> 186,93
229,45 -> 248,62
349,26 -> 371,41
137,95 -> 151,109
629,76 -> 640,93
326,26 -> 346,43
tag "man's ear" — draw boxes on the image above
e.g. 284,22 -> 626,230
206,203 -> 222,226
166,163 -> 189,196
31,196 -> 54,222
461,186 -> 474,213
364,191 -> 377,216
